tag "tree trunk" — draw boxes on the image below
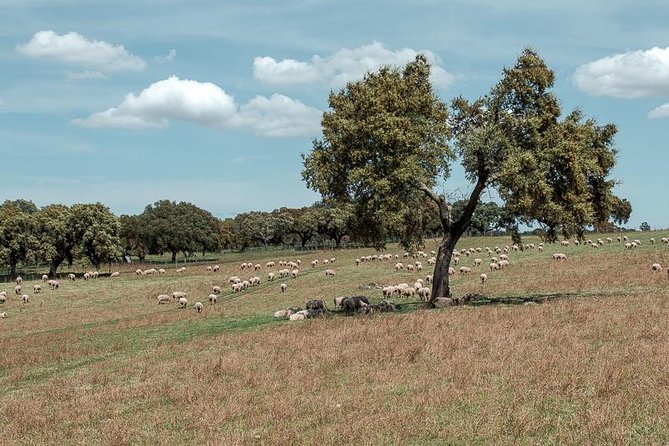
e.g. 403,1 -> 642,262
49,258 -> 62,277
171,251 -> 177,262
430,233 -> 457,303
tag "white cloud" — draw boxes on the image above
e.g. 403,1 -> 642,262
648,103 -> 669,119
254,42 -> 456,89
16,30 -> 146,72
72,76 -> 321,137
155,49 -> 177,63
230,94 -> 322,137
65,70 -> 106,80
574,46 -> 669,98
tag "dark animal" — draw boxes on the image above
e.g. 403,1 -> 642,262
340,296 -> 370,315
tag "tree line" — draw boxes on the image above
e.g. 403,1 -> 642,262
0,195 -> 523,277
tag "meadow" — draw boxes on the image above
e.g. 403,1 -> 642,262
1,232 -> 669,445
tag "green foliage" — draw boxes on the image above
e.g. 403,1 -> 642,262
0,200 -> 40,275
640,222 -> 651,231
71,203 -> 122,269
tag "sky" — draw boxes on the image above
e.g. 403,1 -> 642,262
1,0 -> 668,229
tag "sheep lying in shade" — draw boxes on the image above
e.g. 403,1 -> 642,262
194,302 -> 204,313
651,263 -> 663,272
157,294 -> 171,304
179,297 -> 188,309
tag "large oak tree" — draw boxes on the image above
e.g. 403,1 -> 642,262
302,49 -> 629,305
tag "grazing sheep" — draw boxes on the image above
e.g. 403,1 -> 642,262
291,269 -> 299,279
172,291 -> 187,301
179,297 -> 188,309
254,264 -> 262,271
22,294 -> 29,304
208,294 -> 218,304
110,271 -> 120,278
651,263 -> 663,272
135,269 -> 143,276
158,268 -> 166,274
552,253 -> 567,260
14,285 -> 21,295
418,287 -> 431,301
355,258 -> 361,266
231,283 -> 243,293
157,294 -> 171,304
69,273 -> 76,280
83,272 -> 91,280
448,267 -> 455,275
48,280 -> 60,290
212,286 -> 221,295
480,273 -> 488,284
489,262 -> 499,271
498,259 -> 510,269
41,274 -> 49,282
401,287 -> 416,297
459,266 -> 471,274
144,268 -> 157,275
0,312 -> 7,318
213,265 -> 220,272
406,264 -> 415,272
394,262 -> 404,271
206,266 -> 213,272
33,284 -> 42,293
325,269 -> 336,276
268,272 -> 276,281
15,276 -> 22,285
280,283 -> 287,293
194,302 -> 204,313
310,260 -> 319,268
176,267 -> 186,273
0,295 -> 5,304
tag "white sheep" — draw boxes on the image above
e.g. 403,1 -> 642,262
651,263 -> 662,272
310,260 -> 318,268
425,275 -> 433,284
473,258 -> 482,267
213,265 -> 220,272
552,253 -> 567,260
41,274 -> 49,282
418,287 -> 431,301
22,294 -> 29,304
33,284 -> 42,293
325,269 -> 336,276
83,272 -> 91,280
280,283 -> 287,293
649,237 -> 655,244
15,276 -> 22,285
144,268 -> 157,275
206,266 -> 213,272
135,269 -> 143,276
268,272 -> 276,281
459,266 -> 471,274
48,280 -> 59,290
394,262 -> 404,271
179,297 -> 188,308
157,294 -> 171,304
158,268 -> 166,274
489,262 -> 499,271
355,258 -> 361,266
208,294 -> 218,304
291,269 -> 299,279
448,267 -> 455,275
212,286 -> 221,295
480,273 -> 488,284
406,264 -> 415,272
194,302 -> 204,313
289,312 -> 306,321
110,271 -> 120,278
274,309 -> 289,318
176,267 -> 186,273
14,285 -> 21,295
172,291 -> 187,301
68,273 -> 76,280
0,294 -> 6,304
254,264 -> 262,271
0,311 -> 6,318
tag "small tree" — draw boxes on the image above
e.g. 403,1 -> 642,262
303,49 -> 629,305
640,222 -> 651,231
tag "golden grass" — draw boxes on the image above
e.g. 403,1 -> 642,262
1,232 -> 669,445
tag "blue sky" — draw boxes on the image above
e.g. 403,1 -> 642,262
1,0 -> 667,228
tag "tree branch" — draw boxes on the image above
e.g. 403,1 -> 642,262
418,182 -> 451,232
452,175 -> 489,236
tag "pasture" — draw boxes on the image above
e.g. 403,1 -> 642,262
1,232 -> 669,445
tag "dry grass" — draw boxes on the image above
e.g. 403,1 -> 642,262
1,232 -> 669,445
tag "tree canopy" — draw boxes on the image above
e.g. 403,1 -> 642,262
303,49 -> 630,304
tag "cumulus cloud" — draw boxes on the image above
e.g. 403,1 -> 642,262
16,30 -> 146,72
648,103 -> 669,119
254,42 -> 456,89
574,46 -> 669,99
72,76 -> 321,137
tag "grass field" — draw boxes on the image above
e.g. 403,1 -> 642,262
1,232 -> 669,445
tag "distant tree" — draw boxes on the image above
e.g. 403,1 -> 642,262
35,204 -> 78,276
303,49 -> 629,304
141,200 -> 223,261
639,221 -> 651,231
71,203 -> 122,269
313,204 -> 354,248
0,200 -> 39,276
119,214 -> 150,260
